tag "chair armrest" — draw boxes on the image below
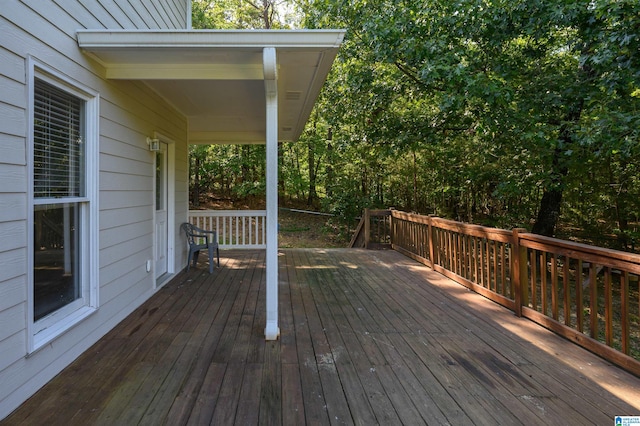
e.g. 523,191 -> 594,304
190,227 -> 217,244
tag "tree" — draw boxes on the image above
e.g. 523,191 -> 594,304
303,0 -> 640,237
192,0 -> 299,29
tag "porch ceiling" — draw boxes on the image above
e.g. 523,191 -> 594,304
76,30 -> 345,144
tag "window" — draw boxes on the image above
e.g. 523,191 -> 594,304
29,61 -> 99,351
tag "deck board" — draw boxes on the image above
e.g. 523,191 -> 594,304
3,248 -> 640,425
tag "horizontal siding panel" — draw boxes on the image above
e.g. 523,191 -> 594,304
0,164 -> 27,193
100,153 -> 150,177
100,190 -> 152,210
99,171 -> 151,192
100,205 -> 152,230
0,303 -> 25,343
137,1 -> 164,28
160,0 -> 186,29
100,255 -> 152,301
114,0 -> 159,28
94,0 -> 136,28
0,46 -> 26,83
101,90 -> 186,143
48,0 -> 120,29
0,75 -> 26,109
100,229 -> 151,269
0,220 -> 26,253
0,15 -> 146,112
0,248 -> 26,283
0,102 -> 25,138
106,79 -> 187,123
0,194 -> 26,222
0,331 -> 26,374
99,138 -> 150,168
100,219 -> 151,250
1,6 -> 80,61
0,134 -> 26,166
0,275 -> 26,314
21,0 -> 95,34
104,0 -> 148,28
99,126 -> 152,163
150,1 -> 173,28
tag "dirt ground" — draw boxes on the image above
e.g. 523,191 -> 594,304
278,208 -> 347,248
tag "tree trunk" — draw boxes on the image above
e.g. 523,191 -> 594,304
531,41 -> 592,237
531,187 -> 563,236
326,129 -> 334,197
307,139 -> 318,205
531,133 -> 570,236
412,150 -> 418,211
193,155 -> 201,208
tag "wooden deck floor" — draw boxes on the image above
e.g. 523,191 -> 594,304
4,248 -> 640,425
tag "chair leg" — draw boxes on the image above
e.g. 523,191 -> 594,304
208,248 -> 214,274
186,251 -> 192,272
216,247 -> 220,267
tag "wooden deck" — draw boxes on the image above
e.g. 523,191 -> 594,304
4,248 -> 640,425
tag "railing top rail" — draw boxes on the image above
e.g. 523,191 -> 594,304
189,210 -> 267,217
367,209 -> 392,216
391,210 -> 513,243
430,216 -> 513,242
519,232 -> 640,272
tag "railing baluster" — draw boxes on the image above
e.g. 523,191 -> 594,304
187,210 -> 267,249
621,271 -> 629,355
541,253 -> 548,317
530,250 -> 537,310
590,263 -> 598,339
605,267 -> 613,347
563,256 -> 571,327
552,254 -> 558,321
576,259 -> 583,333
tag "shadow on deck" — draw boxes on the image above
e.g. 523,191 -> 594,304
4,249 -> 640,425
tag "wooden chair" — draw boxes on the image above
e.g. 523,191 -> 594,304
181,222 -> 220,273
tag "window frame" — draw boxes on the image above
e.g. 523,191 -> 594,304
27,58 -> 100,353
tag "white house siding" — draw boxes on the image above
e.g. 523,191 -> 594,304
0,0 -> 189,418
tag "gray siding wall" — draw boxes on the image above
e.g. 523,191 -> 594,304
0,0 -> 189,418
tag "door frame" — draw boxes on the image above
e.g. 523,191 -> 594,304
152,132 -> 175,287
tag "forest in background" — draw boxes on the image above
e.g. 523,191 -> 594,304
189,0 -> 640,251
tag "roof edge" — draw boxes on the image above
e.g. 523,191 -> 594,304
77,29 -> 346,49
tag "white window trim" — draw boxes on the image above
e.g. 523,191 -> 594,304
26,57 -> 100,354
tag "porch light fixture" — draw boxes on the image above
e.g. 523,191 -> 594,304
147,137 -> 160,151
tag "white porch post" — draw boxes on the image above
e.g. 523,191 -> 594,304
263,47 -> 280,340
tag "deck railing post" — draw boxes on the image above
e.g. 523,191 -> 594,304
364,208 -> 371,249
512,228 -> 528,317
428,215 -> 435,268
388,207 -> 394,246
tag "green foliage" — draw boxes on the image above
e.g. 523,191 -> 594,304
298,0 -> 640,244
189,0 -> 640,249
192,0 -> 300,29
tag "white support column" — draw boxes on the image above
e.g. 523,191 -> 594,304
263,47 -> 280,340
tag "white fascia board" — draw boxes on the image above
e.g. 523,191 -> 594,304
77,29 -> 345,50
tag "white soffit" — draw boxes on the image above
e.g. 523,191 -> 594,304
77,30 -> 345,144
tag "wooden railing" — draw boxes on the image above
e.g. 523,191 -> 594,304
349,208 -> 392,249
363,209 -> 640,376
188,210 -> 266,249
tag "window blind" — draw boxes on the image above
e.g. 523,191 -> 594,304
34,79 -> 85,198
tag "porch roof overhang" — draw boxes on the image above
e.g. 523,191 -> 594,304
76,29 -> 345,144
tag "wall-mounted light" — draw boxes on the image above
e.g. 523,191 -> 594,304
147,137 -> 160,151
